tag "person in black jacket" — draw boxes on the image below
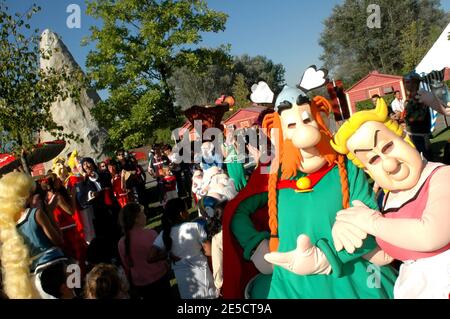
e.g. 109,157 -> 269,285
76,158 -> 121,248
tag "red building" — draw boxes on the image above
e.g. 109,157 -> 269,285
178,106 -> 268,141
223,106 -> 268,129
345,71 -> 406,114
178,121 -> 198,141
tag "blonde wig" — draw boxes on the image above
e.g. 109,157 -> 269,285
0,172 -> 36,298
331,98 -> 415,168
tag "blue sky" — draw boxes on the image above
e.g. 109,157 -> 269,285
5,0 -> 450,99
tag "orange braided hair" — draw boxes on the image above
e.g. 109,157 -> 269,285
311,96 -> 350,209
262,96 -> 350,252
262,112 -> 283,251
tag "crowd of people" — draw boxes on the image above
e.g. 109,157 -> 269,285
0,129 -> 256,299
0,78 -> 449,300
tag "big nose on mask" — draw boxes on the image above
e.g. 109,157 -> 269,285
382,157 -> 400,175
291,125 -> 322,149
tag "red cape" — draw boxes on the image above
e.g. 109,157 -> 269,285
222,164 -> 271,299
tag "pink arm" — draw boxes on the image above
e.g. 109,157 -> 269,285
373,166 -> 450,252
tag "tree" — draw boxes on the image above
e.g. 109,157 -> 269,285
169,54 -> 286,109
233,54 -> 285,93
83,0 -> 228,150
319,0 -> 447,85
220,73 -> 251,120
0,2 -> 82,174
168,46 -> 233,109
232,73 -> 251,109
400,20 -> 443,73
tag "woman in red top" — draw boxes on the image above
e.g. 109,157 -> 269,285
65,174 -> 87,243
41,174 -> 87,268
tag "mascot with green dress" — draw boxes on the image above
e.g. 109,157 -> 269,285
222,66 -> 398,298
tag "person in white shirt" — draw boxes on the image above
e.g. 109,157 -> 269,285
390,90 -> 405,120
152,198 -> 218,299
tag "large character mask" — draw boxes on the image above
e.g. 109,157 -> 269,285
254,66 -> 350,251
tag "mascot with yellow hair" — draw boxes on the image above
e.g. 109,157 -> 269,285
52,156 -> 71,185
222,67 -> 397,299
331,98 -> 450,299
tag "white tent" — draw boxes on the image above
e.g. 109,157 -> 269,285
414,22 -> 450,132
416,22 -> 450,74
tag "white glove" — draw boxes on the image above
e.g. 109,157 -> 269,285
332,220 -> 367,253
264,234 -> 331,275
250,239 -> 274,274
335,200 -> 382,236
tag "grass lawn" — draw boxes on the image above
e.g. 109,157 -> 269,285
431,126 -> 450,162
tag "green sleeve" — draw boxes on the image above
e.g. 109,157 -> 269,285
231,192 -> 270,261
316,235 -> 377,278
316,160 -> 379,277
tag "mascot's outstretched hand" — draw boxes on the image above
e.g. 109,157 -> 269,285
250,239 -> 274,274
264,235 -> 331,275
336,200 -> 382,236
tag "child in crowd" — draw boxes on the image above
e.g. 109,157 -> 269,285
161,165 -> 178,207
117,203 -> 172,299
84,263 -> 129,299
152,198 -> 218,299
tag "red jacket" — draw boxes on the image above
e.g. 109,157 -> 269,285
222,164 -> 271,298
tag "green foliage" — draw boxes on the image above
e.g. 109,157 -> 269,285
355,95 -> 394,112
233,54 -> 285,94
153,128 -> 174,146
232,73 -> 251,109
221,73 -> 250,119
400,20 -> 442,73
355,99 -> 376,112
320,0 -> 447,84
84,0 -> 228,149
0,2 -> 82,158
168,46 -> 233,109
170,53 -> 286,109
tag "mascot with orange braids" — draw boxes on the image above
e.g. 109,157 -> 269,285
222,66 -> 398,299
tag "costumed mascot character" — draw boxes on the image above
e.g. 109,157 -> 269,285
52,156 -> 71,186
222,66 -> 398,299
331,98 -> 450,299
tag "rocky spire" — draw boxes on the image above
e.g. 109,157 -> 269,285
39,29 -> 108,162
